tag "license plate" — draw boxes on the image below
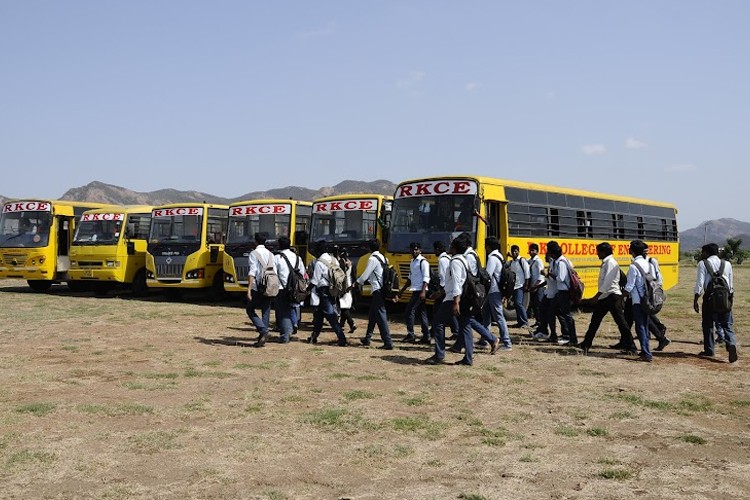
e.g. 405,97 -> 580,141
83,270 -> 93,278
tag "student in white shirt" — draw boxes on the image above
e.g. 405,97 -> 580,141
546,240 -> 578,346
509,245 -> 531,328
355,239 -> 394,349
623,240 -> 652,361
576,242 -> 636,354
246,232 -> 277,347
481,237 -> 512,351
527,244 -> 546,327
693,243 -> 738,363
399,242 -> 431,344
308,240 -> 347,346
274,236 -> 306,343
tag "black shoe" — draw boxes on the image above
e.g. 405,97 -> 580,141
292,326 -> 298,336
454,359 -> 473,366
402,335 -> 417,343
573,343 -> 589,354
622,349 -> 639,356
337,340 -> 348,347
728,344 -> 738,363
349,325 -> 357,334
698,351 -> 715,358
418,336 -> 431,345
360,337 -> 371,347
307,334 -> 318,344
377,345 -> 394,350
447,334 -> 458,341
638,353 -> 653,362
448,344 -> 463,353
425,355 -> 445,365
475,340 -> 490,348
490,339 -> 500,355
609,342 -> 625,350
255,333 -> 268,347
654,338 -> 671,352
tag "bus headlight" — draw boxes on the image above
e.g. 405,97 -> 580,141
185,268 -> 205,279
106,260 -> 120,268
71,261 -> 79,268
147,271 -> 154,279
224,274 -> 235,283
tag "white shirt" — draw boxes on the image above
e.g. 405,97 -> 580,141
274,249 -> 306,289
248,244 -> 276,291
597,254 -> 623,299
624,255 -> 648,304
357,251 -> 386,292
486,250 -> 505,294
408,254 -> 430,291
464,248 -> 480,276
445,254 -> 469,302
510,256 -> 530,290
551,256 -> 571,291
695,255 -> 734,295
647,257 -> 663,286
529,255 -> 546,287
311,252 -> 336,288
437,252 -> 451,288
544,264 -> 558,298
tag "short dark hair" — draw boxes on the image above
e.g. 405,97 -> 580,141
629,239 -> 647,256
255,232 -> 268,245
278,235 -> 291,250
452,235 -> 469,254
546,240 -> 561,257
529,243 -> 539,252
596,242 -> 613,256
368,239 -> 380,252
511,244 -> 520,252
702,243 -> 719,256
433,240 -> 446,253
409,242 -> 421,251
313,239 -> 327,256
485,237 -> 500,251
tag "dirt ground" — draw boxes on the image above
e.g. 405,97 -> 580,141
1,265 -> 749,500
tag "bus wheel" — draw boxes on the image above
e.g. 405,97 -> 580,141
67,281 -> 90,292
131,269 -> 148,297
209,271 -> 226,302
27,280 -> 52,292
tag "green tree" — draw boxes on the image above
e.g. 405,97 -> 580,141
721,238 -> 742,262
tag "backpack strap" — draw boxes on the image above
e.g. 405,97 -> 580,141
278,252 -> 296,287
373,253 -> 386,287
252,249 -> 271,271
717,259 -> 726,278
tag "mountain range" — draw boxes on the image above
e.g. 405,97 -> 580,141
1,181 -> 748,250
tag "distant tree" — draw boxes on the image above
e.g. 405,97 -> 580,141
721,238 -> 742,261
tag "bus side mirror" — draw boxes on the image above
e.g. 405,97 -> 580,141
127,241 -> 135,256
209,245 -> 219,263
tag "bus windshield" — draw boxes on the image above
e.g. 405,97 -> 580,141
73,217 -> 124,245
227,213 -> 291,245
0,211 -> 53,248
310,206 -> 378,243
149,214 -> 203,244
388,194 -> 477,253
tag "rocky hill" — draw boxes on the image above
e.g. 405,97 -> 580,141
679,218 -> 750,251
57,180 -> 397,206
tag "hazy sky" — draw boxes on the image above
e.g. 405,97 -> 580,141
1,1 -> 747,230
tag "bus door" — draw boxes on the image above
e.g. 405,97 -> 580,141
56,216 -> 73,273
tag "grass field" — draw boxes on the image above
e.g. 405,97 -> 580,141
0,264 -> 748,499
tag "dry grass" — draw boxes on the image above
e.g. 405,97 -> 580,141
0,264 -> 749,499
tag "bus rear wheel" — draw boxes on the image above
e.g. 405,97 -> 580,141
27,280 -> 52,292
131,269 -> 148,297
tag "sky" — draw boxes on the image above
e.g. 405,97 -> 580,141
1,1 -> 748,230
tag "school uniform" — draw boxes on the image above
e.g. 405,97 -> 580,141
695,256 -> 737,359
274,249 -> 306,342
482,250 -> 512,349
356,251 -> 393,348
432,254 -> 474,365
548,255 -> 578,345
528,254 -> 546,324
430,252 -> 459,338
458,248 -> 496,349
309,253 -> 347,345
510,256 -> 531,326
624,256 -> 651,360
403,254 -> 431,343
246,244 -> 276,339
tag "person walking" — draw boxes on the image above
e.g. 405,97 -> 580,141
399,242 -> 431,344
308,240 -> 348,346
546,241 -> 578,346
694,243 -> 739,363
527,243 -> 546,328
575,242 -> 636,354
274,236 -> 306,343
508,245 -> 531,328
482,237 -> 512,352
623,240 -> 653,362
246,232 -> 277,347
356,239 -> 394,349
338,249 -> 357,334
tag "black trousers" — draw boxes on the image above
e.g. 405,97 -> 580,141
581,294 -> 636,350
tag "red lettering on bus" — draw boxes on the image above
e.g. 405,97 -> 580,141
453,181 -> 471,194
398,185 -> 413,197
415,184 -> 430,196
434,182 -> 450,194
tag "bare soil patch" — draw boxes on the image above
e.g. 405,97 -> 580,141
1,266 -> 749,499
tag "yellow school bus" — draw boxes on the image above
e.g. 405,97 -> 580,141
223,199 -> 312,293
68,205 -> 153,295
307,194 -> 393,298
0,199 -> 113,291
145,203 -> 229,298
387,175 -> 679,304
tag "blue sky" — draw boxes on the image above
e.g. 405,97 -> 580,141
1,1 -> 747,230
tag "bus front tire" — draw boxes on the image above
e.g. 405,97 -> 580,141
27,280 -> 52,292
131,269 -> 148,297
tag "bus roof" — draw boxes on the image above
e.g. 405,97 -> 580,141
394,175 -> 677,210
311,193 -> 393,203
229,198 -> 312,207
3,199 -> 114,209
81,205 -> 154,215
150,202 -> 229,210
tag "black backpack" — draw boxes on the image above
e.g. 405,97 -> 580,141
705,259 -> 732,314
279,252 -> 309,303
453,256 -> 484,316
490,254 -> 515,298
427,255 -> 448,299
374,254 -> 400,300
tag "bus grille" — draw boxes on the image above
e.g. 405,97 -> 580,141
234,264 -> 249,284
156,263 -> 184,278
79,261 -> 103,268
398,264 -> 410,281
3,253 -> 27,266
